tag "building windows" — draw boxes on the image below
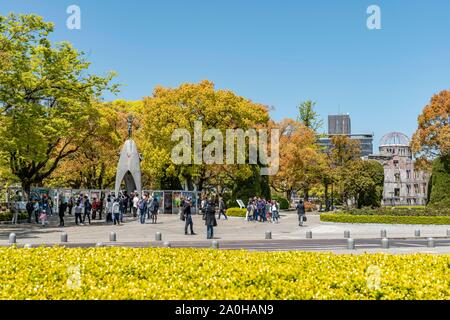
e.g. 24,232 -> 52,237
393,160 -> 399,168
394,188 -> 400,197
422,183 -> 427,194
414,184 -> 419,194
414,171 -> 420,179
394,173 -> 400,182
406,170 -> 411,179
406,184 -> 411,195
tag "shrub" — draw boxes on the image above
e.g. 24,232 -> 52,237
226,207 -> 247,217
320,213 -> 450,225
0,212 -> 28,222
271,196 -> 289,210
342,207 -> 450,216
0,247 -> 448,300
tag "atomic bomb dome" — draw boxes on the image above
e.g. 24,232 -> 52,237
380,132 -> 410,147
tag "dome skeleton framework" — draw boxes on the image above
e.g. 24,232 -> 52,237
380,132 -> 410,147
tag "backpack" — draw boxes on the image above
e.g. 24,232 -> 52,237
138,200 -> 145,211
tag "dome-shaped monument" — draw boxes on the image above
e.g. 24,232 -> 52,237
379,132 -> 411,158
380,132 -> 410,147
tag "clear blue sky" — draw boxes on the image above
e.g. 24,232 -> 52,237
2,0 -> 450,150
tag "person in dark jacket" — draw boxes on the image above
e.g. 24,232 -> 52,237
204,199 -> 217,239
58,199 -> 67,227
83,196 -> 92,225
138,195 -> 148,224
183,198 -> 196,235
296,200 -> 306,226
26,199 -> 34,223
67,197 -> 74,215
149,197 -> 159,224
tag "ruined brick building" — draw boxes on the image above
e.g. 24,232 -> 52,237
368,132 -> 430,206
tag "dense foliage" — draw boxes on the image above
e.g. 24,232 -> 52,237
0,247 -> 448,300
428,156 -> 450,207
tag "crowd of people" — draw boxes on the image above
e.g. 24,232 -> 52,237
245,197 -> 280,223
24,191 -> 161,228
22,192 -> 308,240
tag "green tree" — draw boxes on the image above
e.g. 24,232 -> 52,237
342,160 -> 384,208
297,100 -> 323,132
0,13 -> 117,194
139,80 -> 270,192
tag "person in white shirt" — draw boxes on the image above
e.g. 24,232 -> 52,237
132,193 -> 139,218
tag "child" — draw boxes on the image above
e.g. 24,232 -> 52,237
39,209 -> 47,227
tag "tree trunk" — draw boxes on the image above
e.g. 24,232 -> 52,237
324,183 -> 329,211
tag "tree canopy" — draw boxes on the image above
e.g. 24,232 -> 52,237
0,13 -> 117,192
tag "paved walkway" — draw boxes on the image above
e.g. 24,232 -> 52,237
1,212 -> 449,254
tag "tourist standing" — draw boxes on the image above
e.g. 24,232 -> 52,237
132,193 -> 139,218
217,197 -> 228,220
74,199 -> 83,225
91,197 -> 99,220
26,199 -> 34,223
33,199 -> 40,224
138,195 -> 148,224
67,197 -> 74,215
106,195 -> 113,223
112,197 -> 120,225
205,199 -> 217,239
149,197 -> 159,224
83,196 -> 92,225
183,198 -> 196,235
271,200 -> 279,223
58,199 -> 67,227
296,200 -> 306,227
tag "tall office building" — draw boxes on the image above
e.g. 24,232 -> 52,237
328,114 -> 351,135
318,114 -> 374,157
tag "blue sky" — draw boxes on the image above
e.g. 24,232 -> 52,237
2,0 -> 450,150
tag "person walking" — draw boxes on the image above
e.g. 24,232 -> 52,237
296,200 -> 306,227
183,198 -> 196,235
58,199 -> 67,227
149,197 -> 159,224
132,193 -> 139,218
74,199 -> 83,225
138,195 -> 148,224
112,197 -> 121,225
83,196 -> 92,225
26,198 -> 34,223
204,198 -> 217,239
217,197 -> 228,220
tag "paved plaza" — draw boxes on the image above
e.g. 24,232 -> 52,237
1,211 -> 450,254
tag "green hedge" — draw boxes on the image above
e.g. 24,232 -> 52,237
271,196 -> 289,210
343,207 -> 450,216
0,212 -> 28,222
320,213 -> 450,225
226,208 -> 247,217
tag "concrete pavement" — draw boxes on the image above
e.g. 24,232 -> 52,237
1,211 -> 449,254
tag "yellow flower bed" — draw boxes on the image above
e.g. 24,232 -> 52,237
0,247 -> 448,300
